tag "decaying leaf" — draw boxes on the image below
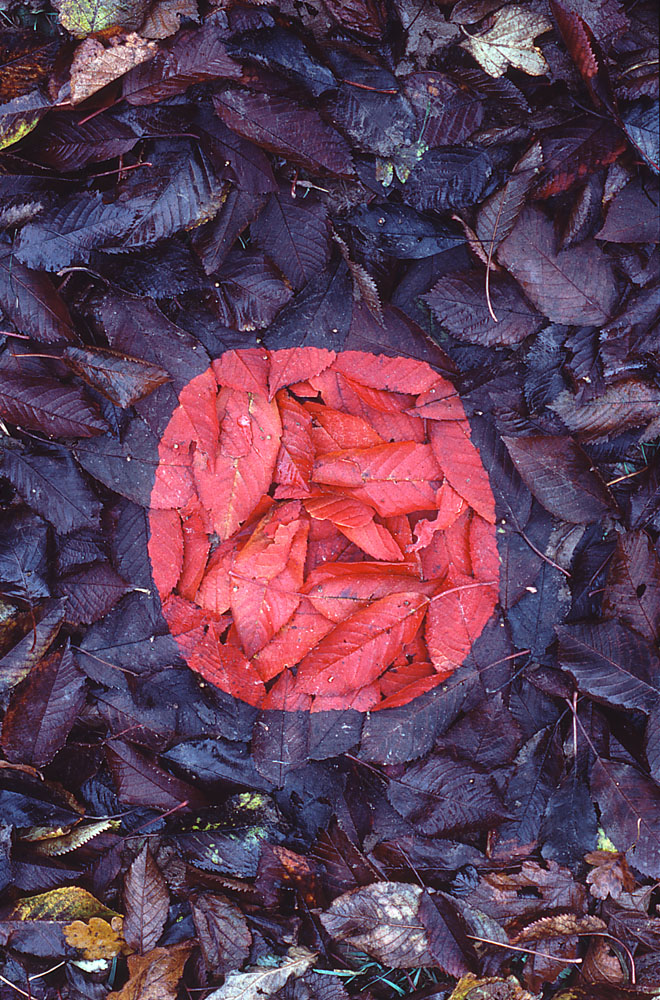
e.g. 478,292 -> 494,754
320,883 -> 431,967
63,915 -> 128,961
460,7 -> 552,78
205,946 -> 316,1000
69,35 -> 156,104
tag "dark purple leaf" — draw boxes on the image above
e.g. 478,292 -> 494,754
0,511 -> 49,603
63,346 -> 172,408
0,599 -> 66,696
56,563 -> 129,625
252,187 -> 330,289
123,17 -> 241,105
601,530 -> 660,641
498,206 -> 620,325
197,115 -> 277,194
1,442 -> 101,533
403,72 -> 484,146
32,112 -> 139,172
228,27 -> 336,98
123,845 -> 169,953
387,752 -> 506,835
251,709 -> 310,787
191,894 -> 251,975
328,83 -> 417,157
557,621 -> 660,713
403,146 -> 495,213
646,708 -> 660,784
106,739 -> 206,810
0,371 -> 108,438
119,144 -> 226,249
0,242 -> 75,344
193,188 -> 266,274
424,270 -> 544,347
342,203 -> 463,260
541,771 -> 598,866
263,260 -> 353,351
489,728 -> 563,858
213,88 -> 355,178
534,119 -> 626,198
418,890 -> 472,977
0,645 -> 85,768
163,737 -> 268,790
597,178 -> 660,243
212,250 -> 293,330
623,100 -> 659,173
592,759 -> 660,877
503,434 -> 616,523
14,191 -> 138,271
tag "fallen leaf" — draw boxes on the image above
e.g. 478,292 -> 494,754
460,6 -> 552,78
69,35 -> 157,104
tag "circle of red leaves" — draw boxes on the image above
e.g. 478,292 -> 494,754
147,348 -> 499,712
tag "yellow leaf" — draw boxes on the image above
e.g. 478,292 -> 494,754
10,886 -> 121,923
63,916 -> 129,961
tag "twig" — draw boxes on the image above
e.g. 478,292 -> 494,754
466,934 -> 583,964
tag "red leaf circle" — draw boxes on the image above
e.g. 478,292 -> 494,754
147,349 -> 499,711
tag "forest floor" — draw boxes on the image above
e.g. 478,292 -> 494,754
0,0 -> 659,998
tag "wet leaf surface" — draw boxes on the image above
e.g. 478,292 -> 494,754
0,0 -> 659,997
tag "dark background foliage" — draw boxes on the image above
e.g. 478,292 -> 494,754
0,0 -> 658,996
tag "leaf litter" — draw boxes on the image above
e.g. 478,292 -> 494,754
0,0 -> 658,997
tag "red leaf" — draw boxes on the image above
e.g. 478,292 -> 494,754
313,442 -> 442,516
177,502 -> 210,601
274,393 -> 314,494
148,507 -> 183,599
307,401 -> 385,453
410,482 -> 467,552
330,352 -> 442,394
188,622 -> 266,705
304,562 -> 433,623
229,504 -> 309,656
149,349 -> 500,710
268,346 -> 335,400
296,591 -> 429,695
212,349 -> 269,396
309,369 -> 425,442
426,578 -> 499,676
428,421 -> 496,523
252,597 -> 334,682
194,388 -> 282,540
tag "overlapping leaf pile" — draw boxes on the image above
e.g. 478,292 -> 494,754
0,0 -> 659,996
148,348 -> 498,710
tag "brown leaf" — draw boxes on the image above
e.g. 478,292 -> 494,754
107,943 -> 193,1000
140,0 -> 198,39
63,345 -> 171,408
69,35 -> 157,104
123,845 -> 169,954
